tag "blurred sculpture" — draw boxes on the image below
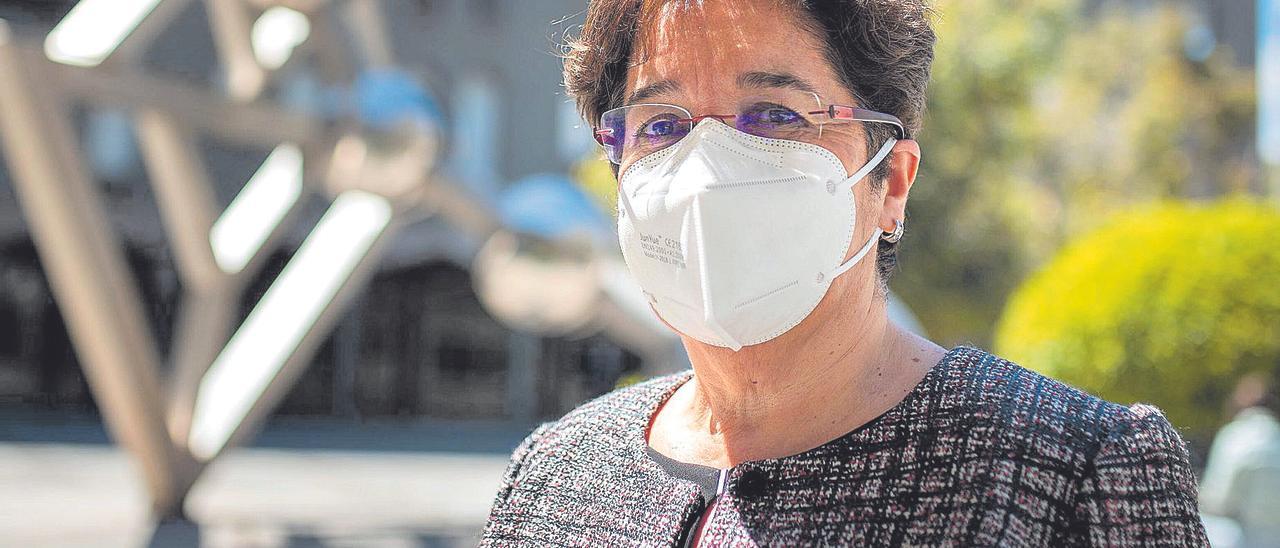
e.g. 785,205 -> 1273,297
0,0 -> 678,521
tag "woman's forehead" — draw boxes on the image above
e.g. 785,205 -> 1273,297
626,0 -> 842,104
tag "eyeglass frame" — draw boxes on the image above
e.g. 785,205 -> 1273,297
591,99 -> 908,164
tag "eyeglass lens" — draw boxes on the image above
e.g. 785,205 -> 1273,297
598,90 -> 834,165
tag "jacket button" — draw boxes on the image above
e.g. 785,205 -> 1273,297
735,469 -> 769,498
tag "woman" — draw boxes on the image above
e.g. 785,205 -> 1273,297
481,0 -> 1207,545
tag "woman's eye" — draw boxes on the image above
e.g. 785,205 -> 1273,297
759,107 -> 802,125
645,120 -> 675,136
636,116 -> 681,138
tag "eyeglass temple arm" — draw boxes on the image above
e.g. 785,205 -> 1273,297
811,105 -> 907,140
593,128 -> 613,145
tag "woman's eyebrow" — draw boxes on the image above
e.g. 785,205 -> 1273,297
737,71 -> 818,94
626,80 -> 680,105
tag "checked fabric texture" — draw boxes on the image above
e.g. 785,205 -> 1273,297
480,346 -> 1208,546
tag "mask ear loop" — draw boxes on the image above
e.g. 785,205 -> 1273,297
833,137 -> 897,193
832,229 -> 881,279
830,137 -> 898,279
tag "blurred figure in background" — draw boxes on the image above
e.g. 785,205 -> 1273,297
1200,372 -> 1280,548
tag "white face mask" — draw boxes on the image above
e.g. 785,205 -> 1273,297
617,119 -> 896,351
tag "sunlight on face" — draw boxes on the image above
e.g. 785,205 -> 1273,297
620,0 -> 898,354
623,0 -> 869,176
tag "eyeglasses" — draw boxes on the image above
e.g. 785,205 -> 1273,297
593,90 -> 905,165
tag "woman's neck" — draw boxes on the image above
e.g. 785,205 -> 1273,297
656,292 -> 944,467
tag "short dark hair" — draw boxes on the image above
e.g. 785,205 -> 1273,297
562,0 -> 936,287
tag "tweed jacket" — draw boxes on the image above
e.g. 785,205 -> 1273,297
479,346 -> 1208,546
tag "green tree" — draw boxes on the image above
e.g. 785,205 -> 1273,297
994,199 -> 1280,438
900,0 -> 1256,346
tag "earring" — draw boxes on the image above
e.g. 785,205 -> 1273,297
881,219 -> 904,243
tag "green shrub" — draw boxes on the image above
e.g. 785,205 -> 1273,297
995,199 -> 1280,438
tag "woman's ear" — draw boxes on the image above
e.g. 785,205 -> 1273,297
878,139 -> 920,232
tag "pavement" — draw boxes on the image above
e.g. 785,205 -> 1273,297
0,411 -> 533,547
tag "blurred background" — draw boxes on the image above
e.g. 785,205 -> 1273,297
0,0 -> 1276,546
